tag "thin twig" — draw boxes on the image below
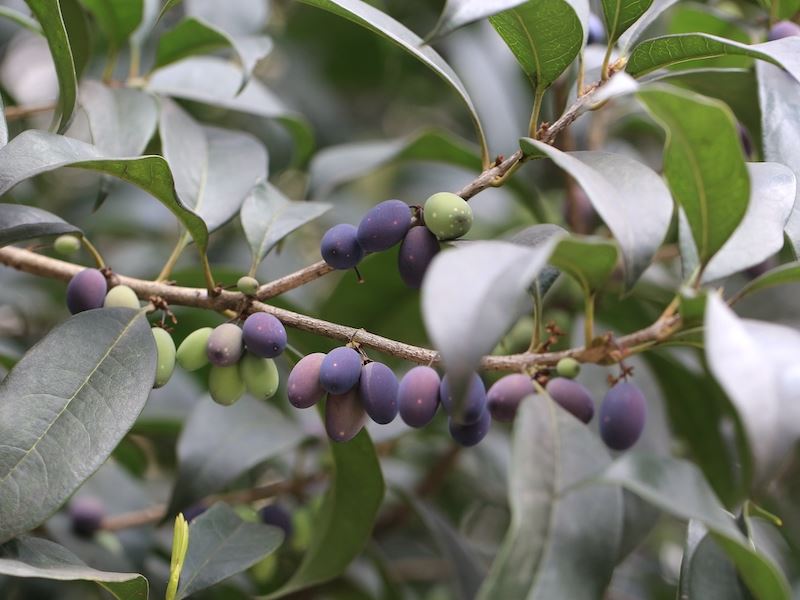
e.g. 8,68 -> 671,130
4,102 -> 56,121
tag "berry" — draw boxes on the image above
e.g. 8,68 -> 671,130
398,366 -> 440,428
546,377 -> 594,424
69,496 -> 105,538
356,199 -> 412,252
209,364 -> 246,406
240,353 -> 279,399
325,389 -> 366,443
320,223 -> 364,270
176,327 -> 213,371
556,357 -> 581,379
104,284 -> 140,309
449,409 -> 491,447
66,268 -> 107,314
152,327 -> 176,388
237,275 -> 260,295
287,352 -> 327,409
54,234 -> 81,256
768,20 -> 800,40
423,192 -> 473,241
319,346 -> 362,395
738,123 -> 753,159
242,313 -> 287,358
259,504 -> 293,541
486,374 -> 534,422
398,226 -> 440,289
206,323 -> 244,367
587,13 -> 605,45
599,381 -> 646,450
359,361 -> 399,424
440,373 -> 487,425
182,504 -> 207,522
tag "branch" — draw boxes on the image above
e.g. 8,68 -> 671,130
4,102 -> 56,121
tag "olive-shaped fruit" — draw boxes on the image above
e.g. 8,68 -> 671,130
599,381 -> 646,450
240,353 -> 279,400
243,312 -> 287,358
398,226 -> 440,289
449,409 -> 491,447
152,327 -> 176,388
259,504 -> 293,540
768,20 -> 800,40
356,199 -> 412,252
556,357 -> 581,379
319,346 -> 362,395
69,496 -> 105,538
206,323 -> 244,366
320,224 -> 364,270
209,364 -> 246,406
287,352 -> 327,409
66,268 -> 107,314
398,366 -> 441,428
325,389 -> 366,443
546,377 -> 594,424
423,192 -> 473,241
54,234 -> 81,256
359,361 -> 399,424
440,373 -> 487,425
237,275 -> 260,295
487,374 -> 534,422
176,327 -> 213,371
104,284 -> 140,309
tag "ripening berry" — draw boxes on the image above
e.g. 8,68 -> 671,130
206,323 -> 244,367
69,496 -> 105,538
423,192 -> 473,241
487,374 -> 534,422
319,346 -> 362,395
398,366 -> 440,428
209,364 -> 246,406
103,285 -> 140,309
152,327 -> 176,388
356,199 -> 412,252
176,327 -> 213,371
359,361 -> 399,424
768,20 -> 800,40
320,223 -> 364,270
287,352 -> 326,409
260,504 -> 293,541
587,13 -> 605,45
54,234 -> 81,256
449,409 -> 491,447
237,275 -> 260,295
325,389 -> 366,443
240,353 -> 279,400
546,377 -> 594,424
398,226 -> 440,289
599,381 -> 646,451
440,373 -> 487,425
556,357 -> 581,379
242,313 -> 287,358
66,268 -> 107,314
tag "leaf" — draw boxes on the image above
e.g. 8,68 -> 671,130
0,203 -> 82,246
184,0 -> 268,36
0,130 -> 209,252
477,396 -> 622,600
601,0 -> 654,45
427,0 -> 528,40
241,180 -> 331,272
262,430 -> 384,599
617,0 -> 679,52
730,261 -> 800,303
80,81 -> 158,155
520,139 -> 673,288
176,503 -> 282,599
550,236 -> 619,292
0,6 -> 43,33
771,0 -> 800,19
508,223 -> 565,297
0,308 -> 156,543
79,0 -> 144,49
489,0 -> 586,90
159,100 -> 268,233
0,536 -> 148,600
296,0 -> 488,165
167,397 -> 304,517
156,0 -> 182,24
637,85 -> 748,267
679,521 -> 751,600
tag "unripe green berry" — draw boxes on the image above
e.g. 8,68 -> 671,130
237,276 -> 259,296
209,364 -> 246,406
152,327 -> 176,388
556,357 -> 581,379
54,234 -> 81,256
423,192 -> 473,241
103,285 -> 140,309
176,327 -> 213,371
240,352 -> 279,400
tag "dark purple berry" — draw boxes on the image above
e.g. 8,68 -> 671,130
242,312 -> 287,358
398,226 -> 440,289
487,374 -> 534,422
359,361 -> 399,424
768,20 -> 800,41
398,366 -> 441,428
449,409 -> 491,447
66,268 -> 107,314
206,323 -> 244,366
356,199 -> 412,252
321,223 -> 364,270
287,352 -> 326,409
440,373 -> 487,425
587,13 -> 605,45
738,123 -> 753,159
546,377 -> 595,424
325,389 -> 366,442
182,504 -> 206,522
599,381 -> 646,450
319,346 -> 363,394
69,496 -> 105,537
259,504 -> 293,540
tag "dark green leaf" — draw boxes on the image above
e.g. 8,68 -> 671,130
177,503 -> 283,599
427,0 -> 528,40
666,5 -> 751,71
80,81 -> 158,155
0,6 -> 42,33
0,203 -> 82,246
0,536 -> 148,600
550,236 -> 619,292
79,0 -> 143,49
771,0 -> 800,20
679,521 -> 750,600
617,0 -> 679,51
601,0 -> 654,44
59,0 -> 89,80
730,261 -> 800,304
0,308 -> 156,542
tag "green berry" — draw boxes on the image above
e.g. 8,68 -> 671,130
152,327 -> 176,388
556,357 -> 581,379
209,364 -> 246,406
237,276 -> 260,296
176,327 -> 213,371
103,285 -> 140,309
423,192 -> 473,241
54,234 -> 81,256
240,353 -> 279,399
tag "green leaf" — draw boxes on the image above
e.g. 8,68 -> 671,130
771,0 -> 800,20
296,0 -> 489,165
0,308 -> 156,543
679,521 -> 751,600
79,0 -> 143,49
520,139 -> 673,288
730,261 -> 800,304
0,6 -> 42,33
156,0 -> 182,24
666,5 -> 751,71
0,130 -> 209,253
550,236 -> 619,292
0,536 -> 148,600
601,0 -> 654,45
0,203 -> 82,246
477,396 -> 622,599
241,180 -> 330,273
637,85 -> 748,267
262,429 -> 384,599
167,397 -> 304,517
489,0 -> 585,90
177,503 -> 282,599
80,81 -> 158,155
617,0 -> 679,51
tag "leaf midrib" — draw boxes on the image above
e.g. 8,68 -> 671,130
513,9 -> 543,87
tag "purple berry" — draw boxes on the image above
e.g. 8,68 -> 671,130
768,20 -> 800,41
359,361 -> 399,424
487,374 -> 534,422
287,352 -> 326,409
259,504 -> 293,540
242,313 -> 287,358
325,388 -> 366,442
440,373 -> 487,425
398,366 -> 441,428
321,224 -> 364,270
319,346 -> 363,394
206,323 -> 244,366
356,199 -> 412,252
182,504 -> 206,522
66,268 -> 107,314
398,226 -> 440,289
69,496 -> 105,537
449,409 -> 491,447
599,381 -> 646,450
546,377 -> 595,424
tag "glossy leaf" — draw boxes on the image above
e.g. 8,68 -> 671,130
550,236 -> 619,292
427,0 -> 528,40
0,308 -> 156,543
80,81 -> 158,155
679,521 -> 750,600
79,0 -> 143,49
0,536 -> 148,600
730,261 -> 800,303
601,0 -> 654,44
477,396 -> 622,599
617,0 -> 679,51
167,397 -> 304,517
177,503 -> 282,599
0,203 -> 82,246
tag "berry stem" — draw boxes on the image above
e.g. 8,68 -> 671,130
157,233 -> 190,283
81,236 -> 106,269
